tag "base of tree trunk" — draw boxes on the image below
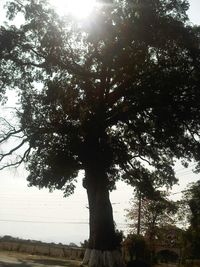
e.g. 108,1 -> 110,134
81,248 -> 125,267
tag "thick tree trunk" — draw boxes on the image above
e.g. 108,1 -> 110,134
81,168 -> 125,267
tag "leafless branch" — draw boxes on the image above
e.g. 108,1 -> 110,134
0,128 -> 23,144
0,145 -> 31,171
0,138 -> 28,160
0,117 -> 16,130
18,146 -> 31,162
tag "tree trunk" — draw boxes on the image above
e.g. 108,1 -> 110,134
81,168 -> 125,267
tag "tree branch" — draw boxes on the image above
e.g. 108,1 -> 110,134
0,128 -> 23,144
0,138 -> 28,161
0,142 -> 30,171
183,122 -> 200,141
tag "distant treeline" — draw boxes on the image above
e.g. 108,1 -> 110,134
0,235 -> 78,248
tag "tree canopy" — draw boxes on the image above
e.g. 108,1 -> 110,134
1,0 -> 200,195
1,0 -> 200,265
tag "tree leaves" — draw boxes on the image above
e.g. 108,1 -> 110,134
0,0 -> 200,195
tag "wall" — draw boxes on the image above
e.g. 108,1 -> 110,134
185,260 -> 200,267
0,240 -> 85,260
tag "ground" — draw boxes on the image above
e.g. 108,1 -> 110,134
0,251 -> 81,267
154,265 -> 179,267
0,251 -> 182,267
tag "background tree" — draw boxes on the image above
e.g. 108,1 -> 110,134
123,234 -> 150,264
126,192 -> 178,263
126,193 -> 177,240
1,0 -> 200,266
178,180 -> 200,259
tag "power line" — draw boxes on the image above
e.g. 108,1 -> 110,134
0,218 -> 129,226
170,188 -> 195,196
175,163 -> 196,173
0,219 -> 89,224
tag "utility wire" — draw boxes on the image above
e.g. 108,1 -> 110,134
0,219 -> 89,224
0,218 -> 129,226
175,163 -> 197,172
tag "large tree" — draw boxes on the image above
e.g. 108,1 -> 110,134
1,0 -> 200,266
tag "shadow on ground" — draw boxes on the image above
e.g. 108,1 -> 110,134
0,261 -> 31,267
0,259 -> 79,267
30,258 -> 79,266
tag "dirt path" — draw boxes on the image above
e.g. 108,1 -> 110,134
154,264 -> 178,267
0,251 -> 81,267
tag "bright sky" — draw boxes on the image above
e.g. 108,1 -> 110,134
0,0 -> 200,245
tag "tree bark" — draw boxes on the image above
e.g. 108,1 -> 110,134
81,167 -> 125,267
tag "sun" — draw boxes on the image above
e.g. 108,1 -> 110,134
50,0 -> 97,19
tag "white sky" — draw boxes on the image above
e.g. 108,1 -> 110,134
0,0 -> 200,245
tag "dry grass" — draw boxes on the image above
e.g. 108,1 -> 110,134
0,251 -> 82,266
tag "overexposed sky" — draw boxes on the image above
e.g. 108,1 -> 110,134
0,0 -> 200,245
187,0 -> 200,25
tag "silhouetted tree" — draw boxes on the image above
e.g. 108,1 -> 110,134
123,234 -> 150,262
80,239 -> 89,249
126,194 -> 178,264
179,181 -> 200,259
1,0 -> 200,266
126,193 -> 177,240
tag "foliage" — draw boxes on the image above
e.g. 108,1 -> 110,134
1,0 -> 200,257
126,195 -> 183,265
187,181 -> 200,229
80,239 -> 89,248
0,0 -> 200,196
126,193 -> 177,239
155,224 -> 184,249
156,249 -> 179,264
123,234 -> 150,262
180,181 -> 200,259
69,242 -> 78,247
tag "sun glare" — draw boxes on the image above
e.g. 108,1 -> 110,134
50,0 -> 97,18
